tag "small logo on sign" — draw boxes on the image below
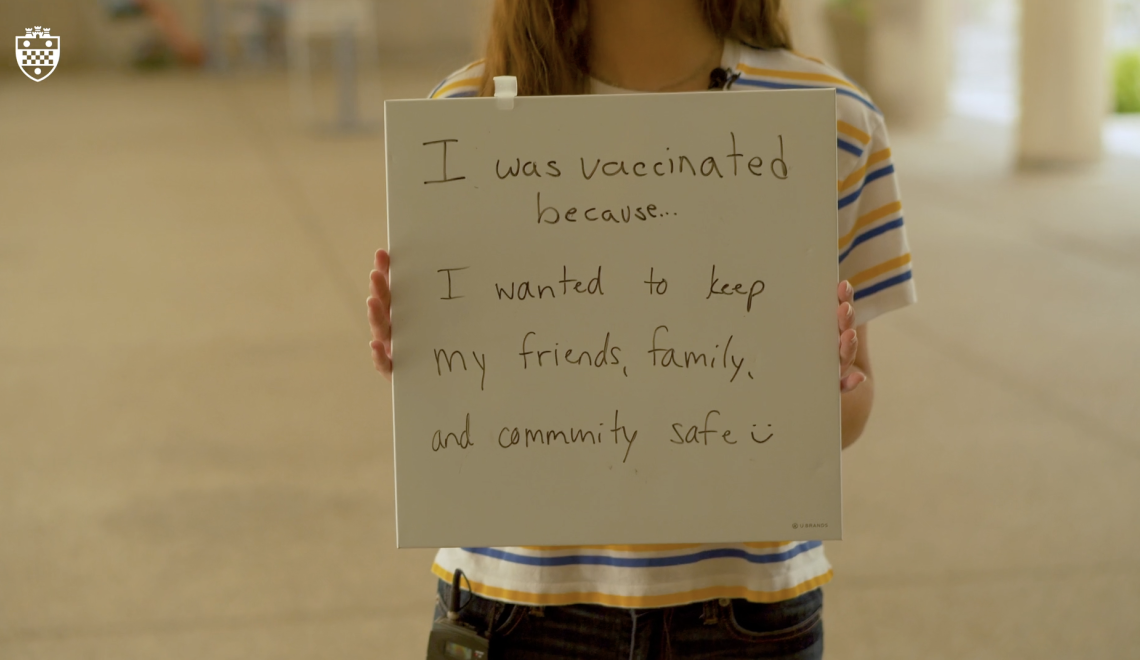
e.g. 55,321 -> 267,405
16,27 -> 60,82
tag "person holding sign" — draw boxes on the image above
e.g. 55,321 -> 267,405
368,0 -> 915,656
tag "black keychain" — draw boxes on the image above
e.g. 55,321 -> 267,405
425,570 -> 491,660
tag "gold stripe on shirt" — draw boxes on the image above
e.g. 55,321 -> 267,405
837,120 -> 871,145
735,63 -> 862,92
837,148 -> 892,192
850,253 -> 913,287
431,563 -> 833,607
519,542 -> 794,552
838,201 -> 904,250
431,77 -> 480,99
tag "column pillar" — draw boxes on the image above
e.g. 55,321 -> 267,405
1018,0 -> 1109,167
866,0 -> 953,129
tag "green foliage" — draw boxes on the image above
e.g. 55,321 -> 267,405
1116,50 -> 1140,114
826,0 -> 870,23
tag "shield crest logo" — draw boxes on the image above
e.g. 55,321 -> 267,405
15,27 -> 60,82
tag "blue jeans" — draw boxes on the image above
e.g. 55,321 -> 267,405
433,579 -> 824,659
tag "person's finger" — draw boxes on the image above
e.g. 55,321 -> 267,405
373,351 -> 391,378
838,282 -> 855,328
839,327 -> 858,374
375,297 -> 391,341
838,280 -> 854,304
367,296 -> 391,342
369,268 -> 387,299
374,269 -> 391,310
367,296 -> 380,342
371,250 -> 390,296
837,300 -> 855,334
840,371 -> 866,393
370,340 -> 382,368
375,250 -> 390,296
371,340 -> 392,378
370,337 -> 391,362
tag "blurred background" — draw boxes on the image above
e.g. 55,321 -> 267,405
1,0 -> 1138,658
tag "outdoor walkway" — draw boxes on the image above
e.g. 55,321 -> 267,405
1,68 -> 1137,659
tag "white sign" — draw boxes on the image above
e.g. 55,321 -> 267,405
385,89 -> 840,548
16,27 -> 59,82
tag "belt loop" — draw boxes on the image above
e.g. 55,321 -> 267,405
486,602 -> 503,636
701,601 -> 719,625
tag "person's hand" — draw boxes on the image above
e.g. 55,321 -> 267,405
367,249 -> 392,381
838,280 -> 865,393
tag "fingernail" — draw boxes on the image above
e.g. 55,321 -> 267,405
846,303 -> 854,318
846,282 -> 855,298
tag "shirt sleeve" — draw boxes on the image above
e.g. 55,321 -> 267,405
836,114 -> 917,326
427,61 -> 484,99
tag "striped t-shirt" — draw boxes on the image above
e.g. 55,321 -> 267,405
425,40 -> 917,608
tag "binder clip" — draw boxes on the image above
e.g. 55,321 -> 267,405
494,76 -> 517,110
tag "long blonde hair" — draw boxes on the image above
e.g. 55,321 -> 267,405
477,0 -> 791,97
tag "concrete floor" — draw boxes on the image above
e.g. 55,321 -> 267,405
1,68 -> 1138,659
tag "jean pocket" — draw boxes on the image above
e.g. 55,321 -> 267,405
721,592 -> 823,644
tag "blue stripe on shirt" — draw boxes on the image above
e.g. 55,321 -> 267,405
839,164 -> 896,210
838,138 -> 864,158
854,270 -> 913,300
839,218 -> 905,264
460,541 -> 823,569
733,78 -> 882,114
